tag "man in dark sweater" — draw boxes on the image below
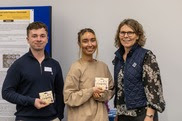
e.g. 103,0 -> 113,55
2,22 -> 65,121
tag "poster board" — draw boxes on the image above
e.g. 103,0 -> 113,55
0,6 -> 52,121
0,6 -> 52,56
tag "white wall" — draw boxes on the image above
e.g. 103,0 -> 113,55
1,0 -> 182,121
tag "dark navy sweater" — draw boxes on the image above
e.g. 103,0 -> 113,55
2,50 -> 65,121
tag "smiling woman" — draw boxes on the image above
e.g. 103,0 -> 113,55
113,19 -> 165,121
78,28 -> 98,61
77,28 -> 98,60
63,28 -> 114,121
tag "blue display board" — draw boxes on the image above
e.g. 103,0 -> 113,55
0,6 -> 52,56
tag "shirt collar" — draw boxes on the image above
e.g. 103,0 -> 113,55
114,43 -> 140,59
28,49 -> 50,59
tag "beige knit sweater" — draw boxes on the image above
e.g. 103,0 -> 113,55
64,59 -> 114,121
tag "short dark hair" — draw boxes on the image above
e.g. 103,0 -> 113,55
27,22 -> 48,36
115,18 -> 146,48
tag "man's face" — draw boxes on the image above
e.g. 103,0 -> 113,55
27,28 -> 48,52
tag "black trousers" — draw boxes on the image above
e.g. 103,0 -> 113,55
118,109 -> 158,121
15,117 -> 59,121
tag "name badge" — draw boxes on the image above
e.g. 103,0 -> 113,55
44,67 -> 52,72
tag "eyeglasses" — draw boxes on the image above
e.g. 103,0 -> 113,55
119,31 -> 135,37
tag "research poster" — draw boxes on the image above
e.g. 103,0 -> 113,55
0,9 -> 34,121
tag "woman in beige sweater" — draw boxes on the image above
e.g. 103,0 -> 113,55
64,28 -> 114,121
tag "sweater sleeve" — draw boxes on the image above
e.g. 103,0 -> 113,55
63,64 -> 94,107
142,51 -> 166,113
54,63 -> 65,120
2,62 -> 35,106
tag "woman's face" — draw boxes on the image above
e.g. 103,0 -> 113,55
119,24 -> 139,50
80,32 -> 97,57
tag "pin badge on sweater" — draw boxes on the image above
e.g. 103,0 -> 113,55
132,62 -> 137,67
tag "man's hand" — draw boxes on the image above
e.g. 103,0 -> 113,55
34,98 -> 49,109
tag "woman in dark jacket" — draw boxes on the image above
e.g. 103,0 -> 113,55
113,19 -> 165,121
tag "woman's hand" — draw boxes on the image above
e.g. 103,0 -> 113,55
92,87 -> 105,99
144,116 -> 153,121
93,92 -> 101,99
144,107 -> 155,121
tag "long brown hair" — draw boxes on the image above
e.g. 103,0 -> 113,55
114,19 -> 146,48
